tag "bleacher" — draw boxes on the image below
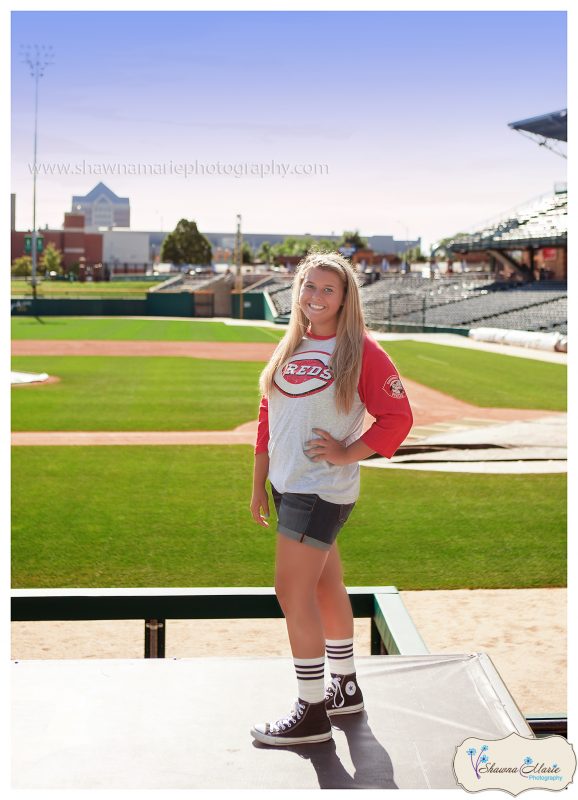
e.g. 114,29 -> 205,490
448,191 -> 567,251
152,274 -> 216,293
362,274 -> 493,314
476,296 -> 567,335
417,286 -> 567,329
255,269 -> 567,336
246,277 -> 291,295
360,274 -> 495,326
266,285 -> 294,316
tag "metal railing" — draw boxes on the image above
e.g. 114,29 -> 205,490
11,585 -> 429,658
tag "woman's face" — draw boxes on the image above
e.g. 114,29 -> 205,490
298,266 -> 345,334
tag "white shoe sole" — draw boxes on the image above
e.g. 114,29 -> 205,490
326,702 -> 364,716
250,727 -> 333,746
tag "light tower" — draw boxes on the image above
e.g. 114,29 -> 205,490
235,214 -> 243,319
20,44 -> 54,300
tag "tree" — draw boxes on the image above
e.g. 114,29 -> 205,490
270,236 -> 323,259
160,219 -> 212,265
263,235 -> 339,264
275,237 -> 303,257
407,245 -> 425,263
338,230 -> 367,251
241,242 -> 253,264
257,241 -> 272,265
11,256 -> 32,277
40,242 -> 63,275
316,238 -> 337,252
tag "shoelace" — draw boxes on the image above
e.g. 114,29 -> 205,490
271,700 -> 305,732
326,675 -> 345,708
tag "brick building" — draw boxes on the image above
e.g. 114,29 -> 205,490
11,213 -> 103,271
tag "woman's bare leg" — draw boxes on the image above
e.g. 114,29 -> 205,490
315,542 -> 354,640
274,534 -> 330,658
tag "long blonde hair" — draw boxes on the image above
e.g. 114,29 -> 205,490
259,251 -> 367,414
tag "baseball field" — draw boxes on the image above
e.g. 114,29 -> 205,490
11,316 -> 567,590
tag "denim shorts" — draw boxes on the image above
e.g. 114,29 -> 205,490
270,483 -> 355,551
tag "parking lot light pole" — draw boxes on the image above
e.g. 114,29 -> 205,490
21,44 -> 54,301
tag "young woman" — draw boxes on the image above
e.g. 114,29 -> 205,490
249,251 -> 413,746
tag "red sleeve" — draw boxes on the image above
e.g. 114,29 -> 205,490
254,395 -> 269,455
357,333 -> 413,458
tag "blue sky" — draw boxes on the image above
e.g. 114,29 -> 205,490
11,9 -> 566,252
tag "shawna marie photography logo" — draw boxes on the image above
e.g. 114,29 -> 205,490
453,734 -> 576,795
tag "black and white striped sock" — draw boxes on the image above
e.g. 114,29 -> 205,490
293,656 -> 325,703
326,637 -> 355,676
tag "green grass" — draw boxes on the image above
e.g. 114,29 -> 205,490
12,344 -> 566,433
380,341 -> 566,410
11,319 -> 567,594
11,357 -> 264,431
11,316 -> 285,342
11,280 -> 166,298
11,446 -> 566,589
12,318 -> 566,410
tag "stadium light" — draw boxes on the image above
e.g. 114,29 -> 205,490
20,44 -> 55,300
235,214 -> 243,319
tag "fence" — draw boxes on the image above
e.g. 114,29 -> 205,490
11,293 -> 214,318
11,586 -> 429,658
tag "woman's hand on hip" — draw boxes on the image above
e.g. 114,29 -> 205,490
250,487 -> 270,527
304,428 -> 350,466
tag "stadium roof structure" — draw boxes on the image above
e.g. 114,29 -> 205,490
508,109 -> 567,157
509,109 -> 567,141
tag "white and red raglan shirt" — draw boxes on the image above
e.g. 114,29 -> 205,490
254,328 -> 413,504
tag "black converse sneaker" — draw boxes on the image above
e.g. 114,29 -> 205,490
251,698 -> 332,746
325,673 -> 364,716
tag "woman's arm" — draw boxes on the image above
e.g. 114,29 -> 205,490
357,335 -> 413,458
304,428 -> 375,465
250,452 -> 270,527
304,334 -> 413,465
251,398 -> 271,527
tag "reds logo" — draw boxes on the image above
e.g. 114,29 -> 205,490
383,375 -> 406,399
275,350 -> 334,397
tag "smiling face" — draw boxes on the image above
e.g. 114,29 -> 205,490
298,266 -> 346,336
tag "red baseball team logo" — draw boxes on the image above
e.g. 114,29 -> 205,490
383,375 -> 406,398
275,350 -> 334,397
282,359 -> 332,385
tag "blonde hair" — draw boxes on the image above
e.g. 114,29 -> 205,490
259,250 -> 367,414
